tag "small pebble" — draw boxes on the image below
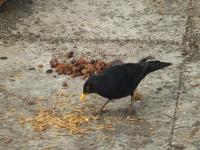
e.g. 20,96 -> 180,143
46,69 -> 53,74
28,67 -> 35,70
65,51 -> 74,58
157,87 -> 162,91
0,56 -> 8,60
52,75 -> 57,78
62,81 -> 68,87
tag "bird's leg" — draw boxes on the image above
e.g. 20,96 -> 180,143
128,96 -> 134,114
99,99 -> 110,114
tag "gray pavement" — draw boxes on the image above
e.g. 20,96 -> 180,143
0,0 -> 199,150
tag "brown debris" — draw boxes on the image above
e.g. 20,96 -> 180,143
133,91 -> 143,101
50,57 -> 122,79
50,58 -> 59,68
37,64 -> 43,68
55,64 -> 66,74
62,81 -> 68,87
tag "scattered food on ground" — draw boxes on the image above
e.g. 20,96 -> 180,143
126,115 -> 145,122
50,56 -> 123,79
19,107 -> 114,135
18,92 -> 145,136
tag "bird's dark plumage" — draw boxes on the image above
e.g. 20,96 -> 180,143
81,57 -> 172,113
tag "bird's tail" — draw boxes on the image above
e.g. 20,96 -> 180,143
145,61 -> 172,74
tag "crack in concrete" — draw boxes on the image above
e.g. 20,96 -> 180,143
167,61 -> 184,150
167,0 -> 199,149
0,32 -> 180,47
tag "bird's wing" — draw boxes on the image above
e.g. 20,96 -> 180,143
118,63 -> 148,89
102,63 -> 148,96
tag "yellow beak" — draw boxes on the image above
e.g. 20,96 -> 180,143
80,93 -> 88,102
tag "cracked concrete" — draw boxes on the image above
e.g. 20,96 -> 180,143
0,0 -> 199,150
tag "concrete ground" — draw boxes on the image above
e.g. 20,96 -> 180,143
0,0 -> 199,149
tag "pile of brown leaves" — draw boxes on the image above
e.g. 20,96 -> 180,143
50,52 -> 123,79
50,58 -> 111,79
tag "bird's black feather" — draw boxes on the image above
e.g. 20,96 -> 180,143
82,59 -> 172,112
84,60 -> 171,100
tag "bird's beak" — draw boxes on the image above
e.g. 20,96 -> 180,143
80,93 -> 88,102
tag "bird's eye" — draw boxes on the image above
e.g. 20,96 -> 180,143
86,85 -> 90,91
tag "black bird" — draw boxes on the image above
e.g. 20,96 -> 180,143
80,57 -> 172,114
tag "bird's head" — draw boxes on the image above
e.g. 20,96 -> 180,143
80,78 -> 96,102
